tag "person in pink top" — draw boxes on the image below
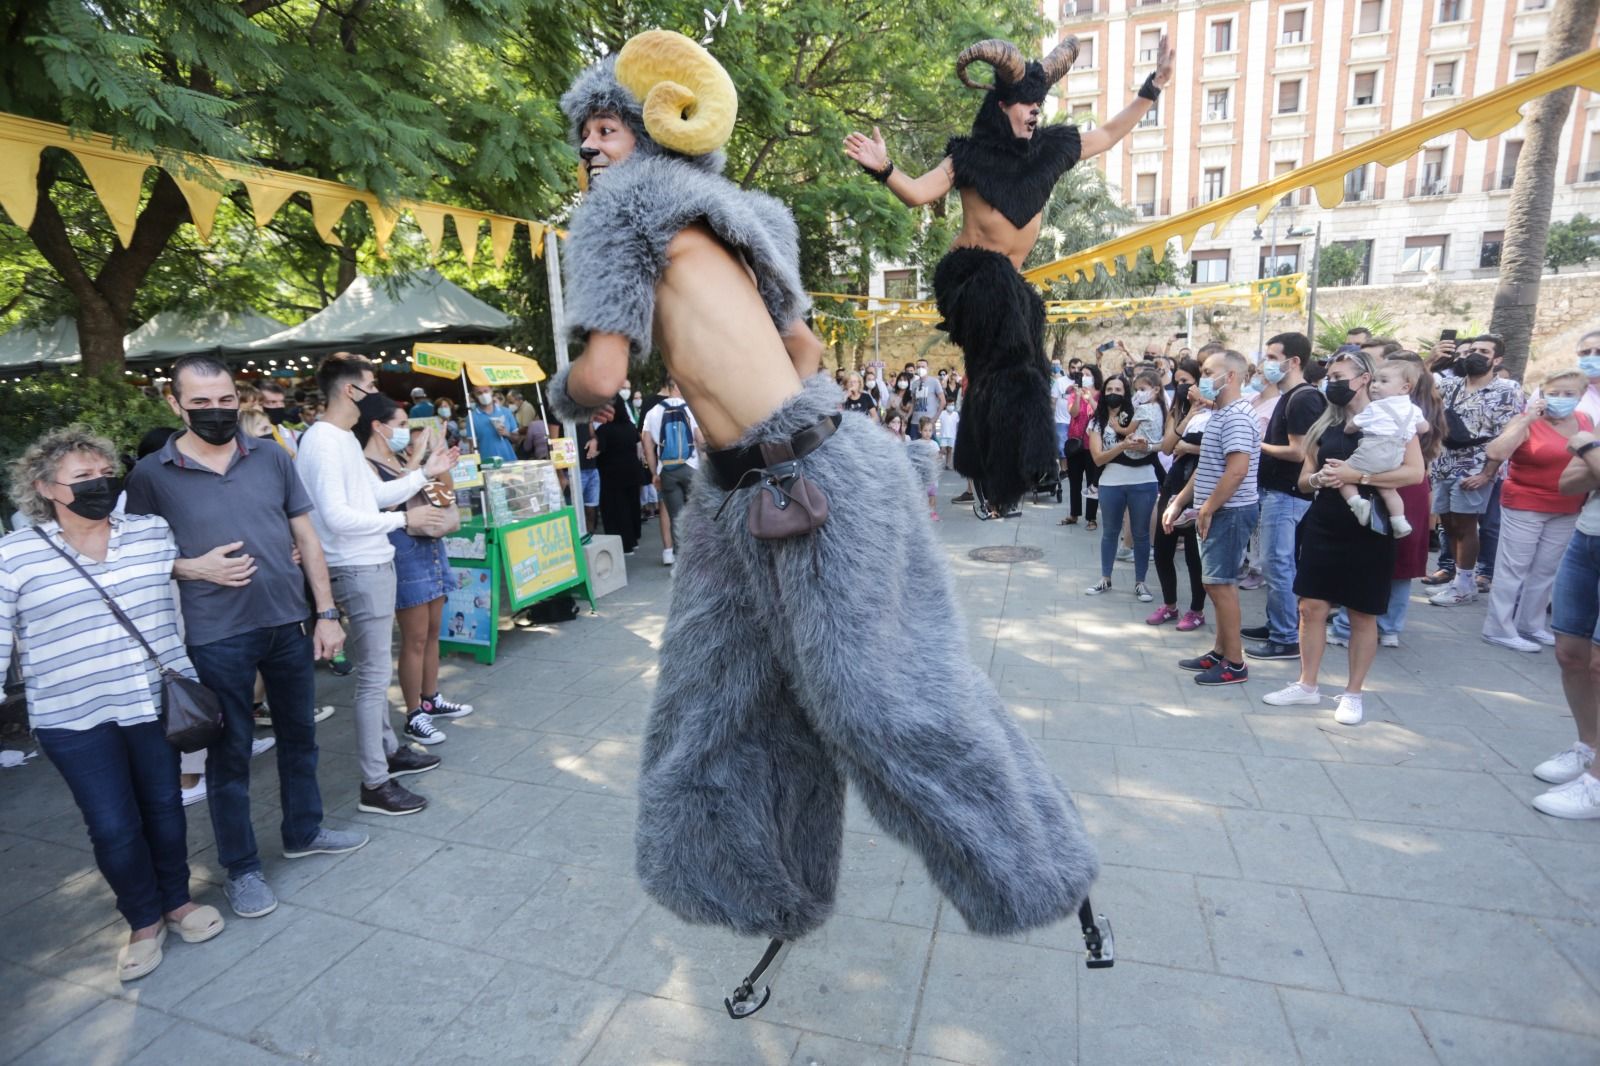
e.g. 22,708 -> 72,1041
1481,368 -> 1593,652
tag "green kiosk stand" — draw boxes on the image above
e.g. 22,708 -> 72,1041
440,506 -> 596,666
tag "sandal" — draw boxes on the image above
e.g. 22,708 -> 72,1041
1086,520 -> 1098,531
118,926 -> 167,982
165,904 -> 225,944
1059,516 -> 1078,526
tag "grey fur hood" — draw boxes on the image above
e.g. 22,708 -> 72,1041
561,153 -> 811,359
559,56 -> 726,175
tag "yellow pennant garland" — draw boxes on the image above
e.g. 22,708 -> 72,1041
1024,48 -> 1600,286
0,111 -> 563,264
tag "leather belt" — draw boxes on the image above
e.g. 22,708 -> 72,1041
707,414 -> 841,492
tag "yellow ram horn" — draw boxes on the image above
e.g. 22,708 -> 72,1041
615,30 -> 738,157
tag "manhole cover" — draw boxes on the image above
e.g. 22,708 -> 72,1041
968,545 -> 1044,564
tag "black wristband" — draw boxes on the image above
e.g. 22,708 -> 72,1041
1138,73 -> 1161,102
861,160 -> 894,184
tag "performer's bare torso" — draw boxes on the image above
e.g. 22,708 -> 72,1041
654,223 -> 803,448
951,189 -> 1039,271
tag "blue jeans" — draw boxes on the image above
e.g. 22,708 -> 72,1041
1261,490 -> 1311,644
1332,578 -> 1413,640
1479,481 -> 1503,581
1552,531 -> 1600,642
34,720 -> 189,930
187,622 -> 322,877
1098,480 -> 1158,582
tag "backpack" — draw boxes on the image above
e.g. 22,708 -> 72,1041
658,402 -> 694,465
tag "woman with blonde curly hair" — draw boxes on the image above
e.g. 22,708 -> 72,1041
1,427 -> 223,981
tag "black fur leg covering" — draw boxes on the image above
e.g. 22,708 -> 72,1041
934,247 -> 1056,513
636,376 -> 1099,941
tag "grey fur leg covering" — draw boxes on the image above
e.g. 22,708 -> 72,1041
546,365 -> 608,425
635,377 -> 1099,940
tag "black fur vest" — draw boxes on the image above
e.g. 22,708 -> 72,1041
946,118 -> 1082,229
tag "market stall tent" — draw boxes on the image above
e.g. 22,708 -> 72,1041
0,317 -> 80,369
124,309 -> 287,363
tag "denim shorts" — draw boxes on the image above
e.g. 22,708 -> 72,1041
1054,423 -> 1070,455
389,531 -> 449,610
580,469 -> 600,508
1431,476 -> 1494,515
1552,530 -> 1600,643
1199,502 -> 1259,585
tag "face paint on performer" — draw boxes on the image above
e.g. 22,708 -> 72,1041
578,111 -> 638,187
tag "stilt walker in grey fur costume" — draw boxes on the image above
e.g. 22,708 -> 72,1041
844,33 -> 1176,516
551,30 -> 1112,1019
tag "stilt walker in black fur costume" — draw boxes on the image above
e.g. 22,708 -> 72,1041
845,33 -> 1175,516
551,29 -> 1113,1019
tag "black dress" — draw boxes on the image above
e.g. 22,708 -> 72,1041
1293,423 -> 1396,616
594,397 -> 644,553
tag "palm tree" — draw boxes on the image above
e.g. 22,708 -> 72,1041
1490,0 -> 1600,380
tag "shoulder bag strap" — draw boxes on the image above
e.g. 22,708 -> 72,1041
32,528 -> 165,669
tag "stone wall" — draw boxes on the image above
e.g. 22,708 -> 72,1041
838,269 -> 1600,379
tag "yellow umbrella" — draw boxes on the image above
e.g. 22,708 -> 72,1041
410,342 -> 548,453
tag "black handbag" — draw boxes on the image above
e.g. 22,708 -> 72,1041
35,529 -> 223,753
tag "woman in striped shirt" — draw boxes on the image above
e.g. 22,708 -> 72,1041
1,428 -> 224,981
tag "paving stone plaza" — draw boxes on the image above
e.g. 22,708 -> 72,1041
3,470 -> 1599,1065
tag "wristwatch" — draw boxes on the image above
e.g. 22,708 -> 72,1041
1360,473 -> 1370,486
315,608 -> 340,621
1575,440 -> 1600,459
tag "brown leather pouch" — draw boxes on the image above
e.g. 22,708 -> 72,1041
746,442 -> 830,540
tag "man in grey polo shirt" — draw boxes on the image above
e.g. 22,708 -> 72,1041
126,356 -> 415,919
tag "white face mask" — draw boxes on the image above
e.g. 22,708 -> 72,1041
386,427 -> 411,453
1134,388 -> 1153,405
917,367 -> 927,377
476,392 -> 493,407
1080,374 -> 1094,388
619,388 -> 632,401
438,407 -> 452,419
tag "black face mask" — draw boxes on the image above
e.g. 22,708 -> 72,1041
265,407 -> 288,425
1325,380 -> 1357,407
61,476 -> 122,521
1462,354 -> 1492,378
1173,381 -> 1192,402
186,408 -> 240,446
1104,393 -> 1125,408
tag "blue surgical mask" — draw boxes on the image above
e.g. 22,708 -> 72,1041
1262,360 -> 1285,384
1197,376 -> 1221,402
387,427 -> 411,453
1545,395 -> 1580,419
1243,381 -> 1263,396
1579,356 -> 1600,378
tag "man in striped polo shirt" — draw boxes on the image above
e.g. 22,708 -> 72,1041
1161,349 -> 1261,686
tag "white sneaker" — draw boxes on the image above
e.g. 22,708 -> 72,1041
1333,693 -> 1364,726
1116,546 -> 1134,563
1390,514 -> 1412,539
1483,633 -> 1541,653
1526,629 -> 1557,647
181,779 -> 208,807
1532,773 -> 1600,819
1263,682 -> 1322,706
250,737 -> 276,758
313,705 -> 336,724
1085,579 -> 1111,596
1325,627 -> 1348,647
1379,633 -> 1400,648
1534,743 -> 1596,785
662,548 -> 675,566
1428,586 -> 1477,607
1135,582 -> 1153,603
404,711 -> 446,745
1347,495 -> 1372,526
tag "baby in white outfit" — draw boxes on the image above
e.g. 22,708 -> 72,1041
1343,362 -> 1427,538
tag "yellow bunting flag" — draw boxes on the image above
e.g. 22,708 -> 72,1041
451,212 -> 484,267
70,152 -> 149,248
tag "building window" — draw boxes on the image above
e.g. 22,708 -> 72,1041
1431,60 -> 1458,97
1136,173 -> 1158,217
1274,160 -> 1298,206
883,269 -> 919,300
1502,139 -> 1523,188
1358,0 -> 1385,34
1071,105 -> 1096,130
1344,164 -> 1373,201
1191,250 -> 1230,283
1277,80 -> 1302,114
1210,19 -> 1234,54
1586,131 -> 1600,182
1437,0 -> 1465,22
1207,88 -> 1231,121
1076,36 -> 1096,68
1514,51 -> 1537,79
1138,98 -> 1160,127
1260,246 -> 1301,278
1282,9 -> 1307,43
1138,28 -> 1163,63
1421,148 -> 1448,194
1401,235 -> 1448,272
1352,71 -> 1378,106
1061,0 -> 1096,16
1203,168 -> 1226,203
1479,230 -> 1505,268
1522,0 -> 1549,9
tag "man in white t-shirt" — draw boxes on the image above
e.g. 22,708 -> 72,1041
297,353 -> 458,815
1049,360 -> 1073,479
641,376 -> 705,566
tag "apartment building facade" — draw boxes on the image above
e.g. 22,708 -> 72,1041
1036,0 -> 1600,288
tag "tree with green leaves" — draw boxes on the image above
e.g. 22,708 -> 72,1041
2,0 -> 579,375
1316,242 -> 1366,287
1545,213 -> 1599,273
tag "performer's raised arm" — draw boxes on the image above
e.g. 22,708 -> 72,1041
1079,36 -> 1174,160
842,127 -> 954,208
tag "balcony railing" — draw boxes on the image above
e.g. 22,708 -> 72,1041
1340,178 -> 1386,203
1430,83 -> 1457,98
1281,30 -> 1304,43
1205,108 -> 1231,121
1407,175 -> 1463,197
1138,48 -> 1160,62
